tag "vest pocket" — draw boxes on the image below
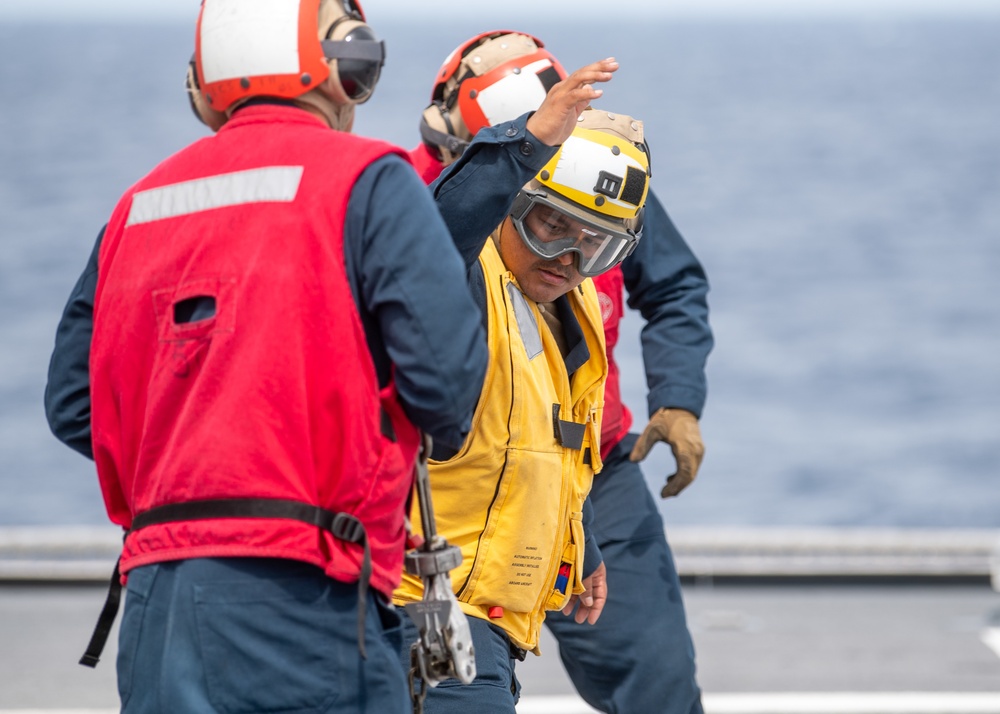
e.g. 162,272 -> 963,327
544,511 -> 584,611
463,449 -> 562,613
152,277 -> 235,378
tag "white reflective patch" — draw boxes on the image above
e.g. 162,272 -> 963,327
551,135 -> 643,211
126,166 -> 304,226
477,59 -> 553,127
507,283 -> 543,360
200,0 -> 301,83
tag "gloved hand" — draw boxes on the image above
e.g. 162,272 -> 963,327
629,408 -> 704,499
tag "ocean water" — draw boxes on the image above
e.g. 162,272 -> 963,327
0,18 -> 997,528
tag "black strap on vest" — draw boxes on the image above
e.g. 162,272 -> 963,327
80,498 -> 372,667
552,403 -> 587,450
79,555 -> 122,667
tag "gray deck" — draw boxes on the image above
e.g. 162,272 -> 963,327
3,527 -> 1000,713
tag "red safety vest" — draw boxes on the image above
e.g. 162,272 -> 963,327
592,267 -> 632,457
408,142 -> 446,185
92,106 -> 420,598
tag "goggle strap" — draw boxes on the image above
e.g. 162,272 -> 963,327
510,191 -> 534,221
321,39 -> 386,64
445,69 -> 476,110
419,112 -> 469,157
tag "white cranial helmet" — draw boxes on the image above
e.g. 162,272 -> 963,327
419,30 -> 567,165
186,0 -> 385,131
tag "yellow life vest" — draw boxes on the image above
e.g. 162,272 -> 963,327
394,239 -> 607,652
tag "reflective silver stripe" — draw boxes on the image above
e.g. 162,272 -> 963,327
508,283 -> 543,360
126,166 -> 304,226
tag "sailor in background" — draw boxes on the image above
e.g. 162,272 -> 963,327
408,31 -> 714,714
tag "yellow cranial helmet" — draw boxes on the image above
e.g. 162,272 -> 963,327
509,110 -> 651,277
186,0 -> 385,132
419,30 -> 567,165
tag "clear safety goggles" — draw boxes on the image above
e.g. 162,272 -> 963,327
510,192 -> 640,277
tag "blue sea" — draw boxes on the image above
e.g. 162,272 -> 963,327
1,18 -> 997,528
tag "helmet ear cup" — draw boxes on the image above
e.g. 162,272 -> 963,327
419,102 -> 469,166
185,58 -> 228,132
319,17 -> 384,105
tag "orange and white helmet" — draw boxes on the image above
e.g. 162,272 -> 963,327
509,110 -> 651,277
419,30 -> 567,165
186,0 -> 385,131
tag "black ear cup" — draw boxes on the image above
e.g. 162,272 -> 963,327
321,18 -> 385,104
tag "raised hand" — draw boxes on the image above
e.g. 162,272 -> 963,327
526,58 -> 619,147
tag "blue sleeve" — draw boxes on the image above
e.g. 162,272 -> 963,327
44,227 -> 102,459
581,495 -> 603,579
429,113 -> 558,268
621,190 -> 714,419
345,154 -> 488,452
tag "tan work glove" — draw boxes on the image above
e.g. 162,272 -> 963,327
629,408 -> 704,499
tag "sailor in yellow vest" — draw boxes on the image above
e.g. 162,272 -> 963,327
395,108 -> 651,712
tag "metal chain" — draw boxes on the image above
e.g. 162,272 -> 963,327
408,657 -> 427,714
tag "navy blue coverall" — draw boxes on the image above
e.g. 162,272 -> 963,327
429,115 -> 714,714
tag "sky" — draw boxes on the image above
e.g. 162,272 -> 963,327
1,0 -> 999,21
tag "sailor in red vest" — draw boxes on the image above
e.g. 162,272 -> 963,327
43,2 -> 487,712
409,31 -> 714,714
